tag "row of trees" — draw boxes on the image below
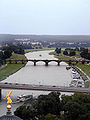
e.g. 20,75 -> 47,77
55,47 -> 76,56
80,48 -> 90,60
63,50 -> 76,56
0,50 -> 12,66
2,45 -> 25,55
0,45 -> 25,66
14,92 -> 90,120
65,47 -> 86,52
55,47 -> 90,59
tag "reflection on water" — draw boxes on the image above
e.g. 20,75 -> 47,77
0,50 -> 72,115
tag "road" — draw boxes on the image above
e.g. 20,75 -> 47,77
0,83 -> 90,93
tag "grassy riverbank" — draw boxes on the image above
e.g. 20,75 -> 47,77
0,53 -> 27,81
25,47 -> 55,53
77,64 -> 90,78
49,51 -> 73,60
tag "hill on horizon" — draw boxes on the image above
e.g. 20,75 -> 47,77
0,34 -> 90,43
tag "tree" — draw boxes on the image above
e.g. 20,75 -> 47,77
3,50 -> 12,59
55,48 -> 61,54
14,48 -> 25,55
37,92 -> 61,116
0,51 -> 4,60
69,50 -> 76,56
45,113 -> 58,120
80,48 -> 90,60
75,47 -> 79,51
61,93 -> 90,120
80,47 -> 85,51
14,105 -> 37,120
14,92 -> 90,120
63,50 -> 68,55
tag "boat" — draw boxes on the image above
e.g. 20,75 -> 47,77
39,54 -> 42,57
12,94 -> 33,104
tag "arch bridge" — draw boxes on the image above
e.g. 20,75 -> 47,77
5,59 -> 90,66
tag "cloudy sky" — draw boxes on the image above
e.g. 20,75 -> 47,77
0,0 -> 90,35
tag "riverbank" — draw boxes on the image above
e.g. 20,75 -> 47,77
0,53 -> 27,81
49,51 -> 90,87
25,47 -> 55,53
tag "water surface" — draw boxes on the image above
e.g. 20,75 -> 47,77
0,50 -> 72,115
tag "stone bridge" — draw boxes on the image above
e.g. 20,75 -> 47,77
5,59 -> 90,66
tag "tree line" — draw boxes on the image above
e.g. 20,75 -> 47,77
0,45 -> 25,66
55,47 -> 90,60
14,92 -> 90,120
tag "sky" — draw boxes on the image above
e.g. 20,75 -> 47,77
0,0 -> 90,35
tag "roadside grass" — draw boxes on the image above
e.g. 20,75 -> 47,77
0,53 -> 27,81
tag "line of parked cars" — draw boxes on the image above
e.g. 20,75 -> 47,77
69,69 -> 84,87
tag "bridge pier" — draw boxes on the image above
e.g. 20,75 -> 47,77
57,62 -> 60,66
0,89 -> 1,101
45,62 -> 48,66
68,60 -> 72,66
15,60 -> 17,64
21,60 -> 24,64
34,62 -> 36,66
9,60 -> 12,64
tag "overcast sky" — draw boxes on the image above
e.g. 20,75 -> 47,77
0,0 -> 90,35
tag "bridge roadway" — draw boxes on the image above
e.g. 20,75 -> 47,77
0,83 -> 90,93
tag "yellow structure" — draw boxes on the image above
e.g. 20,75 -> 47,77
7,104 -> 11,110
4,90 -> 12,104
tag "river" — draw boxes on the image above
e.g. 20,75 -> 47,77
0,50 -> 72,115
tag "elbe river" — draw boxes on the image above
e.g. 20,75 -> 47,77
0,50 -> 72,115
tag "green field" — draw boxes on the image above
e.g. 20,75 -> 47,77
0,53 -> 27,81
77,64 -> 90,78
